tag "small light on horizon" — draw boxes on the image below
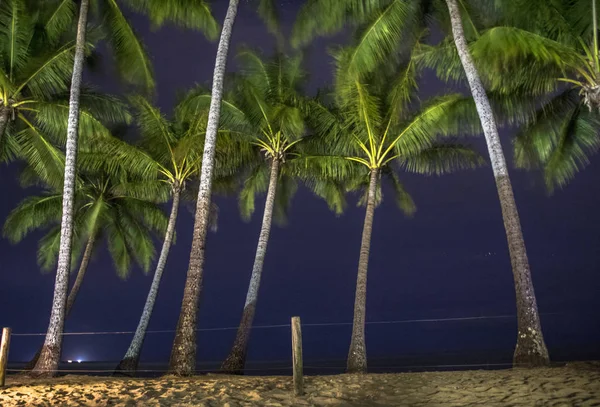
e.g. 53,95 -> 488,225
77,359 -> 82,363
67,360 -> 73,363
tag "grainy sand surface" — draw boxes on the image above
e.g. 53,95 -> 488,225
1,362 -> 599,406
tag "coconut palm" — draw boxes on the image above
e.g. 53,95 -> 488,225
302,48 -> 485,373
4,165 -> 167,368
32,0 -> 219,377
100,94 -> 243,375
199,49 -> 345,374
441,0 -> 551,367
169,0 -> 282,376
4,171 -> 167,311
0,0 -> 127,181
293,0 -> 552,367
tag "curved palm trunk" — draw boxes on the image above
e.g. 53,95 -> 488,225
31,0 -> 89,378
445,0 -> 549,367
169,0 -> 239,376
65,234 -> 95,315
115,186 -> 182,375
26,234 -> 96,370
347,169 -> 378,374
221,159 -> 280,374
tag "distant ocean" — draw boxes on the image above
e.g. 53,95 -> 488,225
8,347 -> 599,377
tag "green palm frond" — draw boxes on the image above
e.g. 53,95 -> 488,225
383,168 -> 416,216
239,163 -> 270,221
346,0 -> 417,75
3,193 -> 62,242
515,89 -> 600,192
272,176 -> 297,226
102,0 -> 154,92
0,0 -> 35,82
121,0 -> 219,38
39,0 -> 77,44
291,0 -> 392,48
398,143 -> 486,175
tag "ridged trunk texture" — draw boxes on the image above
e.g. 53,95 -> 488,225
0,106 -> 10,150
116,186 -> 181,375
25,234 -> 96,370
347,169 -> 378,374
169,0 -> 239,376
65,234 -> 95,314
221,159 -> 280,374
445,0 -> 549,367
31,0 -> 89,378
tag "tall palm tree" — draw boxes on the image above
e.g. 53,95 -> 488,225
443,0 -> 550,366
212,50 -> 345,374
293,0 -> 552,368
169,0 -> 281,376
32,0 -> 219,377
104,95 -> 242,375
0,0 -> 126,181
304,49 -> 485,373
4,167 -> 167,367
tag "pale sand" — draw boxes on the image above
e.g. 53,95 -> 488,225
1,362 -> 599,406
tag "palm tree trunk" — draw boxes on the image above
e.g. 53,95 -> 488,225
65,234 -> 95,316
116,185 -> 182,375
0,106 -> 10,151
445,0 -> 549,367
30,0 -> 89,378
169,0 -> 239,376
221,158 -> 280,374
26,233 -> 96,370
347,169 -> 378,374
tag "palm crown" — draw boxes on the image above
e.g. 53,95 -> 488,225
303,47 -> 485,210
4,170 -> 167,281
0,0 -> 129,182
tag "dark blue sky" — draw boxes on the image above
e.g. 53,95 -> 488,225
0,1 -> 599,367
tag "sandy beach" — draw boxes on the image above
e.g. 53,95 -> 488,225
0,362 -> 598,406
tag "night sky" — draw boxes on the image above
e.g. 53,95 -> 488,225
1,1 -> 599,368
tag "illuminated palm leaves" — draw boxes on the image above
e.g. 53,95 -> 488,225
3,172 -> 167,278
0,0 -> 129,187
303,48 -> 484,214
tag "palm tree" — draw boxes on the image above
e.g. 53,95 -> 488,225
32,0 -> 219,377
442,0 -> 550,367
0,1 -> 127,181
105,95 -> 241,375
169,0 -> 281,376
293,0 -> 552,368
4,168 -> 168,367
211,50 -> 345,374
304,49 -> 484,373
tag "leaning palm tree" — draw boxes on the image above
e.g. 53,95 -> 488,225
304,49 -> 485,373
210,50 -> 345,374
442,0 -> 550,367
293,0 -> 552,367
169,0 -> 281,376
4,167 -> 167,368
101,95 -> 243,375
32,0 -> 220,377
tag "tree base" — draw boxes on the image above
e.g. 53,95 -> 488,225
513,348 -> 550,368
513,330 -> 550,368
30,344 -> 60,378
220,349 -> 246,375
114,357 -> 139,376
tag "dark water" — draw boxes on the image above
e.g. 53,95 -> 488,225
7,348 -> 597,378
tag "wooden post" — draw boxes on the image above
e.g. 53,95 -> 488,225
0,328 -> 11,387
291,316 -> 303,396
